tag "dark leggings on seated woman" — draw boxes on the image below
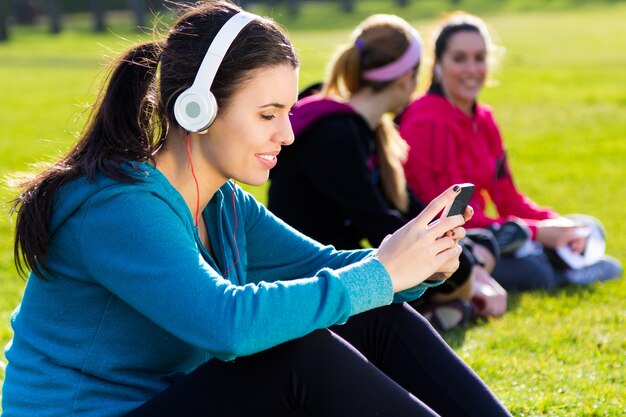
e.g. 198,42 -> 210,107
492,253 -> 567,291
126,303 -> 511,417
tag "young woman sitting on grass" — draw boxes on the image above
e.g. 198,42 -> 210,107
398,11 -> 622,291
2,2 -> 511,416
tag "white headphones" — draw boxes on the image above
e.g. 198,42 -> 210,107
174,11 -> 256,133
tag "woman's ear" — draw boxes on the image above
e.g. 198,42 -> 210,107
396,69 -> 418,93
434,63 -> 442,79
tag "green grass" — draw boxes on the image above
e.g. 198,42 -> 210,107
1,1 -> 625,415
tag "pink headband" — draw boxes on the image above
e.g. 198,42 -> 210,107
362,32 -> 422,82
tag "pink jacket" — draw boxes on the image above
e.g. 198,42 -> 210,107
398,93 -> 557,238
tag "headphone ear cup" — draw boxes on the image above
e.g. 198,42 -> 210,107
173,12 -> 255,133
174,89 -> 218,133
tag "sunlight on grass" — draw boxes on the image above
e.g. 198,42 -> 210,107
1,2 -> 625,415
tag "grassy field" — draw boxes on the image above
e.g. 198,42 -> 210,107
1,1 -> 625,415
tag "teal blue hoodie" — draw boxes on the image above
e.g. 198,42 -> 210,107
2,162 -> 435,417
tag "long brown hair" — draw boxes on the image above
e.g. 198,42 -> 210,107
10,0 -> 298,278
322,14 -> 417,213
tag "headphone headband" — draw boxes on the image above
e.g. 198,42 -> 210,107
174,11 -> 257,132
191,12 -> 256,93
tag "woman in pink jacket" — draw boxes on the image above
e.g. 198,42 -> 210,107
398,12 -> 622,291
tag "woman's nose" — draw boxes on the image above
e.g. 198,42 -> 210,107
276,117 -> 295,146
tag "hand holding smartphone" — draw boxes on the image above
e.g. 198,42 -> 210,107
442,183 -> 474,218
437,183 -> 474,239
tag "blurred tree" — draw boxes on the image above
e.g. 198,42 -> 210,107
13,0 -> 36,24
0,2 -> 8,41
46,0 -> 62,33
287,0 -> 300,16
90,0 -> 105,32
129,0 -> 146,28
340,0 -> 354,13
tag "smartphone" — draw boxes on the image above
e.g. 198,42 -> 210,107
442,183 -> 474,218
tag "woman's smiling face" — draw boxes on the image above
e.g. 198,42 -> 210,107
438,30 -> 487,114
200,64 -> 299,187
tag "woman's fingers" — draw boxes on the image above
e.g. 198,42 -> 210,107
414,185 -> 463,228
376,186 -> 473,293
442,225 -> 467,241
463,205 -> 474,222
436,243 -> 462,273
431,215 -> 466,240
569,236 -> 587,253
433,235 -> 458,255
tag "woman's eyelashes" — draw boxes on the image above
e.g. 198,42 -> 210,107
260,110 -> 293,121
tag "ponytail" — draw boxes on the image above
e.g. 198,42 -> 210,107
375,117 -> 410,213
321,44 -> 361,98
11,40 -> 165,278
321,15 -> 414,214
80,40 -> 165,179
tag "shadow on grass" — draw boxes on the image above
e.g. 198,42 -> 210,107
440,281 -> 606,349
440,290 -> 525,349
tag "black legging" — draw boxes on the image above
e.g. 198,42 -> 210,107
492,252 -> 567,291
126,303 -> 511,417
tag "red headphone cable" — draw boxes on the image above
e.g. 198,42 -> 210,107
186,133 -> 240,277
185,133 -> 201,227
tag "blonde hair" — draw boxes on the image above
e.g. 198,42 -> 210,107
322,14 -> 418,213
